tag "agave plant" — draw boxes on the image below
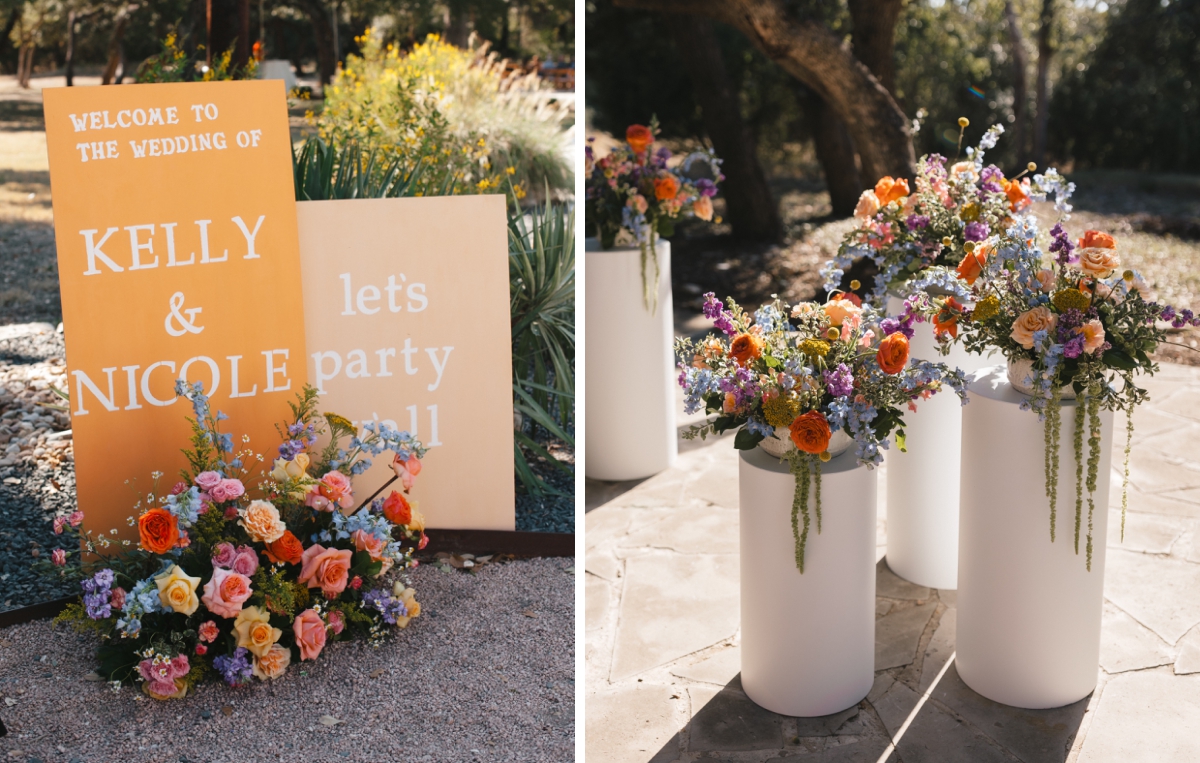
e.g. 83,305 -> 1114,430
509,196 -> 576,495
293,138 -> 460,201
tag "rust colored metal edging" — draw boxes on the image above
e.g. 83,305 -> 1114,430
0,531 -> 573,628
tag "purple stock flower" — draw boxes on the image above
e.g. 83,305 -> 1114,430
905,214 -> 930,231
881,315 -> 916,340
822,364 -> 855,397
963,221 -> 990,242
1161,305 -> 1177,322
702,292 -> 736,335
695,178 -> 718,198
213,647 -> 253,687
1049,223 -> 1075,266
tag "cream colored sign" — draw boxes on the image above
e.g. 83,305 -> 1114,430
297,196 -> 514,530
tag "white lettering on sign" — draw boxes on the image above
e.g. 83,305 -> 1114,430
78,215 -> 265,275
338,273 -> 427,315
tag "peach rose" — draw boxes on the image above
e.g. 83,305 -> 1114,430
352,529 -> 385,561
292,608 -> 327,661
298,544 -> 353,599
1036,269 -> 1055,293
238,500 -> 286,544
138,508 -> 179,555
877,333 -> 910,375
823,298 -> 862,328
1080,319 -> 1106,354
251,643 -> 291,680
789,410 -> 832,455
728,334 -> 764,366
392,584 -> 422,629
854,189 -> 880,220
626,124 -> 653,154
233,605 -> 282,658
1010,306 -> 1058,350
201,567 -> 252,619
949,161 -> 978,184
1077,246 -> 1120,279
874,176 -> 910,205
155,564 -> 201,616
693,195 -> 713,222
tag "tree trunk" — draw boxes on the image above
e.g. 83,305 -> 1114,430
613,0 -> 916,181
813,97 -> 863,217
0,8 -> 18,75
1004,0 -> 1029,161
1033,0 -> 1054,166
669,15 -> 783,242
293,0 -> 336,87
65,11 -> 76,86
846,0 -> 903,94
17,45 -> 33,88
236,0 -> 251,67
102,6 -> 135,85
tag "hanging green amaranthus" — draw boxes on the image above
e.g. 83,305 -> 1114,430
786,452 -> 823,574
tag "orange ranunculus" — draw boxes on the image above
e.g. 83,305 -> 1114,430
382,490 -> 412,526
626,124 -> 653,154
789,410 -> 832,455
138,508 -> 180,555
933,296 -> 965,339
1003,178 -> 1031,211
1078,230 -> 1116,250
653,174 -> 680,201
728,334 -> 764,366
265,530 -> 304,565
955,245 -> 989,286
874,176 -> 910,205
877,333 -> 910,374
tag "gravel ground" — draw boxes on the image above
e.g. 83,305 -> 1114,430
0,557 -> 575,762
514,434 -> 574,534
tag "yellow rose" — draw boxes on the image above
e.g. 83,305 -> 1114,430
391,585 -> 422,629
155,564 -> 201,616
408,507 -> 426,534
853,189 -> 880,221
1009,306 -> 1058,350
251,643 -> 291,680
238,500 -> 287,544
269,452 -> 310,483
234,606 -> 283,658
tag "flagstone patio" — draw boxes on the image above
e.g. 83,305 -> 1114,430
586,360 -> 1200,763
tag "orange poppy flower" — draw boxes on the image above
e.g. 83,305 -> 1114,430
653,174 -> 680,201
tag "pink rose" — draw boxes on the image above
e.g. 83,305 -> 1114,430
292,608 -> 327,661
169,482 -> 187,496
298,544 -> 353,599
138,654 -> 189,699
351,529 -> 385,561
210,479 -> 245,504
327,610 -> 345,635
211,542 -> 237,569
201,567 -> 253,619
198,620 -> 220,643
110,587 -> 126,610
195,471 -> 223,492
306,471 -> 354,512
231,545 -> 259,577
392,455 -> 422,492
1080,319 -> 1106,355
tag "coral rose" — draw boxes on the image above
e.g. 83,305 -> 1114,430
201,567 -> 252,619
693,195 -> 713,222
877,333 -> 910,374
265,530 -> 304,565
1010,306 -> 1058,349
233,605 -> 282,658
238,500 -> 286,544
728,334 -> 764,366
392,454 -> 422,492
626,124 -> 653,154
874,176 -> 910,205
155,564 -> 201,616
653,173 -> 680,201
138,508 -> 179,554
382,491 -> 412,527
292,608 -> 327,661
854,189 -> 880,220
955,246 -> 989,286
198,620 -> 220,643
1078,230 -> 1115,250
392,584 -> 422,629
1080,319 -> 1106,354
252,643 -> 291,680
789,410 -> 832,455
298,544 -> 354,599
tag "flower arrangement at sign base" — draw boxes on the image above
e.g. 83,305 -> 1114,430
676,293 -> 967,573
585,118 -> 723,313
907,210 -> 1200,570
823,118 -> 1075,307
53,381 -> 431,698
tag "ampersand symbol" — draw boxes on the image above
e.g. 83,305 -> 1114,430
164,292 -> 205,337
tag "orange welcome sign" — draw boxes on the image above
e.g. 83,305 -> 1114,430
43,80 -> 307,539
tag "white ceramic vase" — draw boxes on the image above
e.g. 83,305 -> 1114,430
1007,357 -> 1078,399
584,238 -> 677,481
757,427 -> 853,460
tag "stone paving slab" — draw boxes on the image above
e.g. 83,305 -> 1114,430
586,361 -> 1200,762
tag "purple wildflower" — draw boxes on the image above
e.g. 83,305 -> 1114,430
963,221 -> 990,242
1049,223 -> 1075,266
979,165 -> 1005,193
905,214 -> 930,231
822,364 -> 855,397
883,314 -> 917,340
363,589 -> 408,625
1161,305 -> 1177,322
1062,334 -> 1086,359
696,178 -> 718,198
213,647 -> 253,687
81,569 -> 115,620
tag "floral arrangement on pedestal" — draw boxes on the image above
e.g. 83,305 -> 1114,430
53,382 -> 430,698
907,216 -> 1200,570
822,119 -> 1075,307
585,119 -> 723,312
675,293 -> 967,572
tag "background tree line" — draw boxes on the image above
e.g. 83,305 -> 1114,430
586,0 -> 1199,241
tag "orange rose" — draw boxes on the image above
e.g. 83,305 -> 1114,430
877,333 -> 910,374
382,490 -> 412,526
1078,230 -> 1115,250
874,176 -> 910,205
933,297 -> 965,339
138,508 -> 179,555
653,174 -> 680,201
955,245 -> 989,286
789,411 -> 832,455
264,530 -> 304,565
728,334 -> 764,366
298,544 -> 353,599
1003,178 -> 1031,212
626,124 -> 653,154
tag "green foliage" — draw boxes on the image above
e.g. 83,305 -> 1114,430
136,32 -> 258,84
293,138 -> 449,200
786,452 -> 823,574
53,601 -> 108,636
253,564 -> 299,615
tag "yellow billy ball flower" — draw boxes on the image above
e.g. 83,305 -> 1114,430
942,237 -> 953,247
958,117 -> 970,128
964,241 -> 976,254
849,279 -> 861,291
1123,270 -> 1135,281
1027,162 -> 1037,172
826,327 -> 841,341
819,451 -> 832,462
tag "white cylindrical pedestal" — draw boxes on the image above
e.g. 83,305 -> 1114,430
957,366 -> 1113,709
739,447 -> 877,717
884,295 -> 997,590
584,239 -> 677,481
